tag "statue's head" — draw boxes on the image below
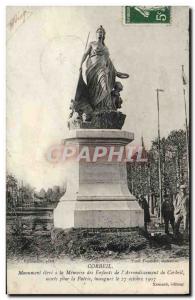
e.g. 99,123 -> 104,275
114,81 -> 123,92
96,25 -> 106,41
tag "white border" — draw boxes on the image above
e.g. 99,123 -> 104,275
1,1 -> 194,299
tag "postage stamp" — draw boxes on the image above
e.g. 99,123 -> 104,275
124,6 -> 171,24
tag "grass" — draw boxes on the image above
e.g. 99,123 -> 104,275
7,226 -> 189,262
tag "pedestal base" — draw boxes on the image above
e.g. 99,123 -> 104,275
54,200 -> 144,228
54,129 -> 144,229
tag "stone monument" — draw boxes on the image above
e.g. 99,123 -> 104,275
54,25 -> 144,228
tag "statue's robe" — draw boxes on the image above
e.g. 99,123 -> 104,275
74,72 -> 93,115
75,43 -> 129,112
86,44 -> 116,109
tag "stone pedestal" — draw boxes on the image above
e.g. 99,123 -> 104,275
54,129 -> 144,228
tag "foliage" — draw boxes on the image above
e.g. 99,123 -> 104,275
127,129 -> 189,204
6,173 -> 65,208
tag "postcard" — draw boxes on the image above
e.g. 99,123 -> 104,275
6,6 -> 190,294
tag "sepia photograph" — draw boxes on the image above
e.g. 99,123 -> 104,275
6,5 -> 190,295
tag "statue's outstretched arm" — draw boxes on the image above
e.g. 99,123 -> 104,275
116,71 -> 129,79
79,43 -> 92,71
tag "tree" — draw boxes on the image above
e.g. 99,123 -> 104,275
127,129 -> 188,212
6,174 -> 18,209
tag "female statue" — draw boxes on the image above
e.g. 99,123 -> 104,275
80,25 -> 129,111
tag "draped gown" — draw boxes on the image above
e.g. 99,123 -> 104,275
86,41 -> 116,110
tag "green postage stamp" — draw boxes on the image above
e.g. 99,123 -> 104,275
124,6 -> 171,24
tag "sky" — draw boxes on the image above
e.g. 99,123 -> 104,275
6,6 -> 189,189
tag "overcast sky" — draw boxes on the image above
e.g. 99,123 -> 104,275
6,6 -> 189,189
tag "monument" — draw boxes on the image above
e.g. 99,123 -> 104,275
54,25 -> 144,228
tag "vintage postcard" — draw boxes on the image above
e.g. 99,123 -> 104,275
6,6 -> 190,295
